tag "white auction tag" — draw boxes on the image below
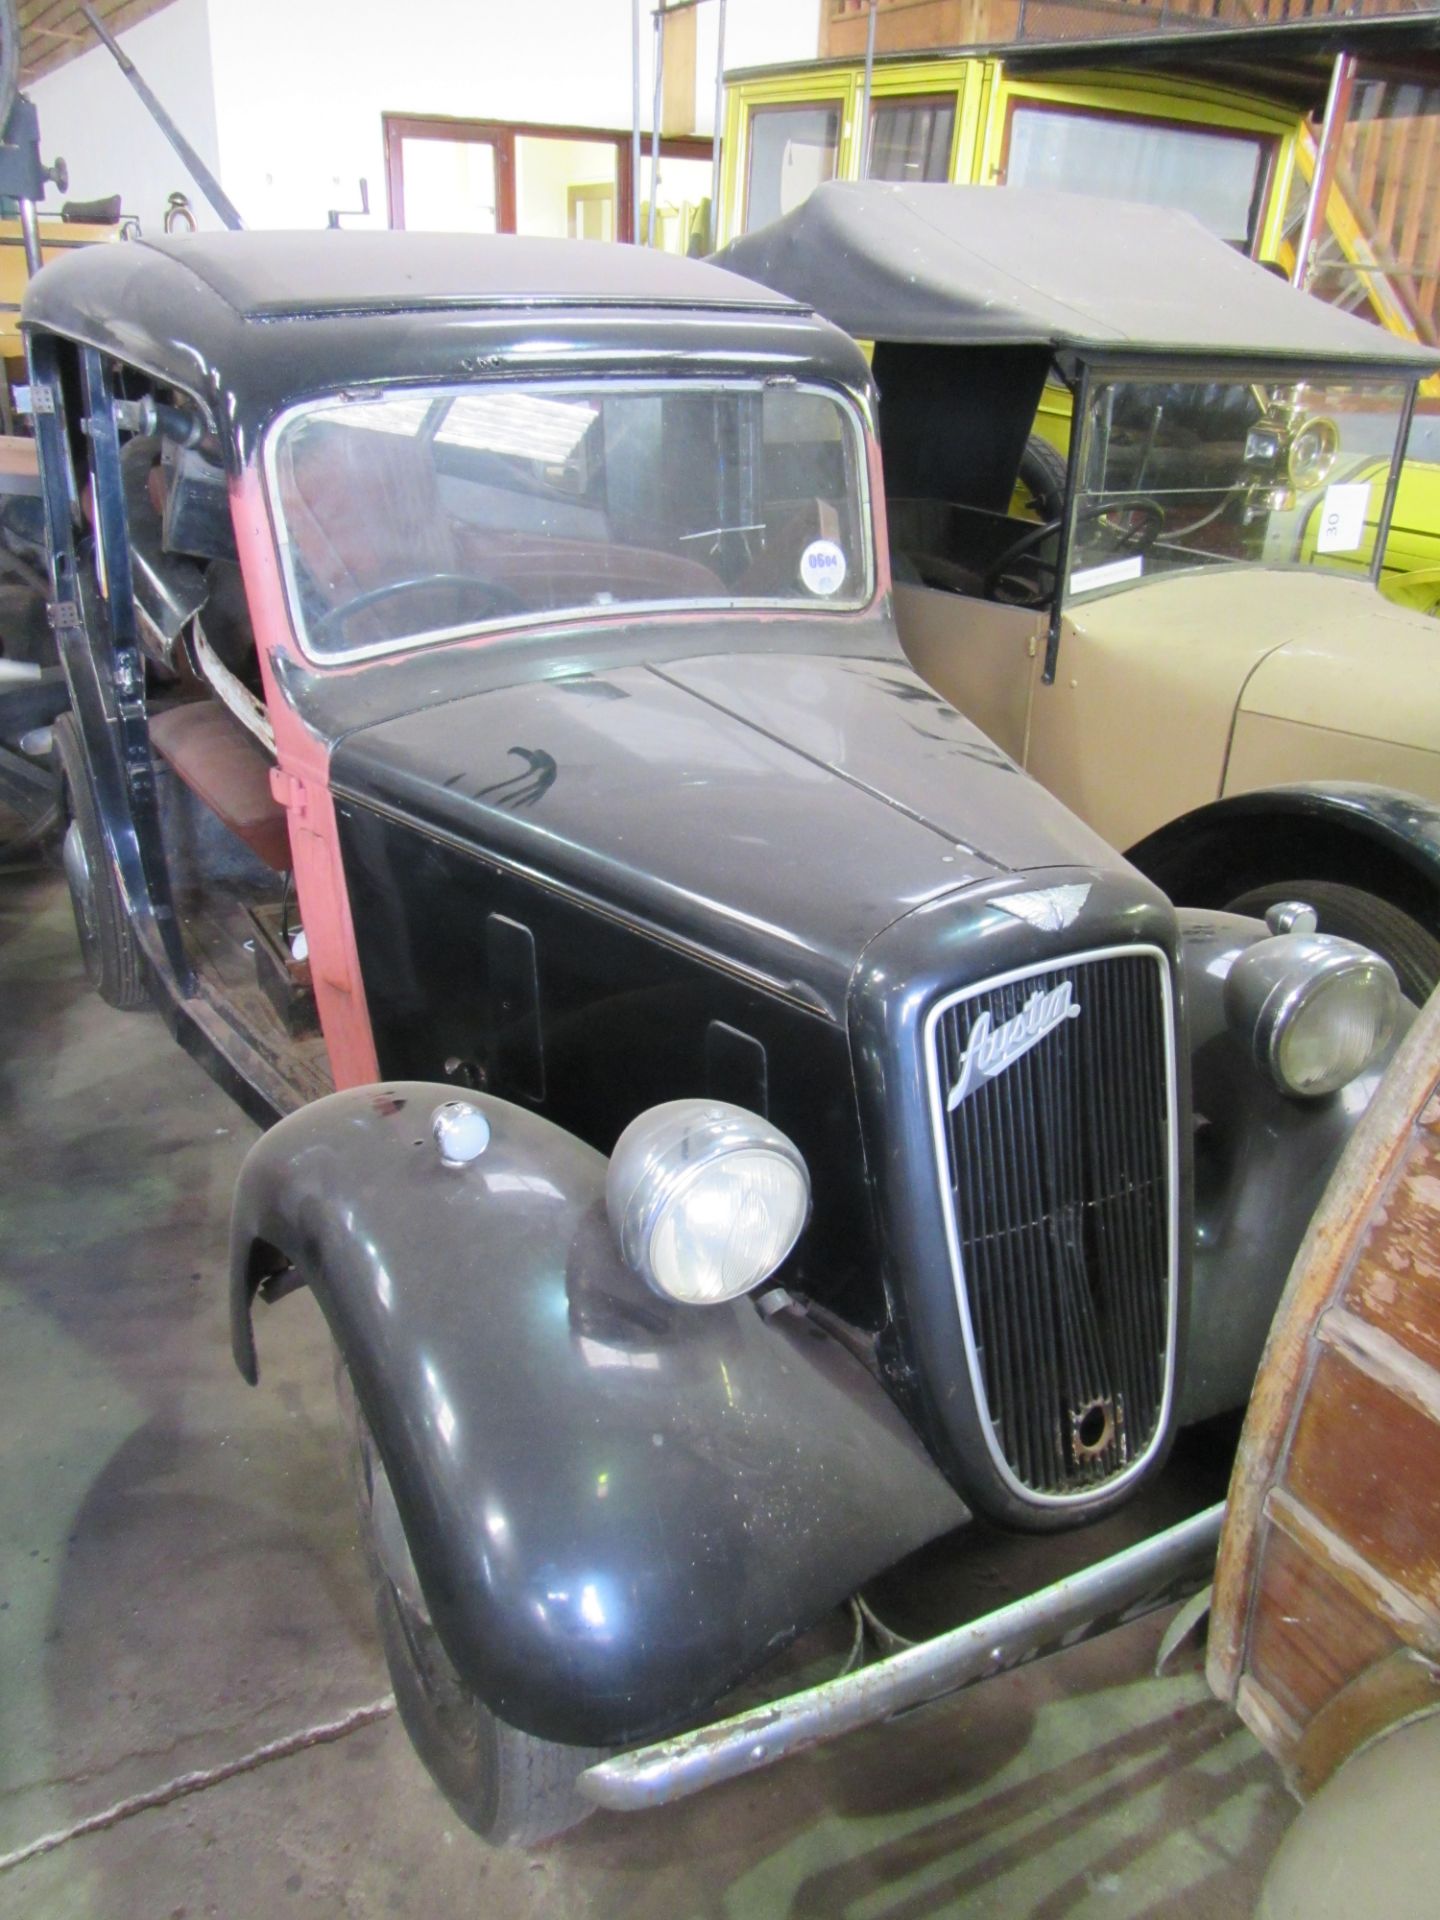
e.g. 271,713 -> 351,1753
1069,554 -> 1143,596
1315,481 -> 1371,554
799,538 -> 847,596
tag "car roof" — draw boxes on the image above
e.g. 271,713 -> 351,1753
119,229 -> 800,318
22,230 -> 861,467
996,14 -> 1440,113
728,13 -> 1440,116
715,184 -> 1440,373
27,229 -> 801,322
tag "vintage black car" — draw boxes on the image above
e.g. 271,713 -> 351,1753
21,229 -> 1427,1843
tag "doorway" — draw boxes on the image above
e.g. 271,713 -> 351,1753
385,115 -> 710,248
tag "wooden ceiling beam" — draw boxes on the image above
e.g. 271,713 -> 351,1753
18,0 -> 179,87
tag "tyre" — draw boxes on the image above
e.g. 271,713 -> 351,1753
53,713 -> 149,1010
335,1362 -> 603,1847
1256,1712 -> 1440,1920
1226,878 -> 1440,1005
1017,434 -> 1069,522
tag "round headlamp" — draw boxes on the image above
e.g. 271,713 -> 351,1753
606,1101 -> 810,1306
1224,931 -> 1400,1098
1287,415 -> 1339,491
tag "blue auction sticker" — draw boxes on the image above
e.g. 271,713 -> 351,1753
799,538 -> 847,596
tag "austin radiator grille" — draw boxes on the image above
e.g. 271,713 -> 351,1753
930,951 -> 1175,1499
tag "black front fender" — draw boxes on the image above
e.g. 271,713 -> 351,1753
230,1084 -> 967,1748
1128,782 -> 1440,935
1174,911 -> 1414,1425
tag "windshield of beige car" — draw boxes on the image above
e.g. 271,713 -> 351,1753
266,378 -> 873,660
1064,373 -> 1412,604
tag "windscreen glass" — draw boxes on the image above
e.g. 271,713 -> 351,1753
268,379 -> 871,657
1066,374 -> 1411,603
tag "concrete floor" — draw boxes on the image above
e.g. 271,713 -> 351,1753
0,865 -> 1298,1919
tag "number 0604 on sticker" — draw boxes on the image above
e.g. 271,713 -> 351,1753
799,538 -> 847,596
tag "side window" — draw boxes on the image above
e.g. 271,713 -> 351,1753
105,372 -> 251,691
1004,103 -> 1269,251
868,96 -> 956,184
744,102 -> 842,233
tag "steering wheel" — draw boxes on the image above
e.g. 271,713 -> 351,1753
312,573 -> 525,643
982,498 -> 1167,607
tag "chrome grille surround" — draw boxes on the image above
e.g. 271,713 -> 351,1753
922,945 -> 1180,1509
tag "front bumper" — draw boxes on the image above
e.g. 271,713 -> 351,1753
578,1502 -> 1223,1812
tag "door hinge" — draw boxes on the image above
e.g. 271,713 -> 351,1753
269,766 -> 308,816
31,385 -> 55,415
46,599 -> 82,631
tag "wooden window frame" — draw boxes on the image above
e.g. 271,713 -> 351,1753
384,114 -> 712,241
384,114 -> 517,234
866,92 -> 960,183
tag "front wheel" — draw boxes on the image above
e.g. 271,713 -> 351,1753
336,1363 -> 603,1846
1226,878 -> 1440,1005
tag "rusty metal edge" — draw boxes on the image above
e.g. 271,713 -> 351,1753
1207,988 -> 1440,1706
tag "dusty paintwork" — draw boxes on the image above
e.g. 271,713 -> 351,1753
899,568 -> 1440,856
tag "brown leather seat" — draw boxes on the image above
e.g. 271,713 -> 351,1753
280,421 -> 724,634
280,423 -> 459,641
149,702 -> 290,871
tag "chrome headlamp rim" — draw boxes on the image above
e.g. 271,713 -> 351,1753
1287,413 -> 1339,491
606,1099 -> 811,1306
1224,930 -> 1400,1098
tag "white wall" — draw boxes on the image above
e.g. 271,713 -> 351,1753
27,0 -> 221,237
515,134 -> 619,238
205,0 -> 661,231
721,0 -> 821,77
685,0 -> 823,138
25,0 -> 820,237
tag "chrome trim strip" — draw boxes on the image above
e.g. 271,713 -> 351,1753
578,1502 -> 1223,1812
921,943 -> 1181,1510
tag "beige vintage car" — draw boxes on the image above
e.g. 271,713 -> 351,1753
718,184 -> 1440,997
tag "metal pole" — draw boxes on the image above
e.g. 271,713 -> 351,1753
79,4 -> 243,231
858,0 -> 878,179
16,196 -> 42,277
1371,377 -> 1417,589
648,6 -> 663,249
709,0 -> 727,252
631,0 -> 643,243
1293,52 -> 1357,293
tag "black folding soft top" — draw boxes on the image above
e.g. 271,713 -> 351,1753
716,183 -> 1439,373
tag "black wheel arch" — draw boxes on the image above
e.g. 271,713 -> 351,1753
1127,783 -> 1440,939
229,1083 -> 967,1748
